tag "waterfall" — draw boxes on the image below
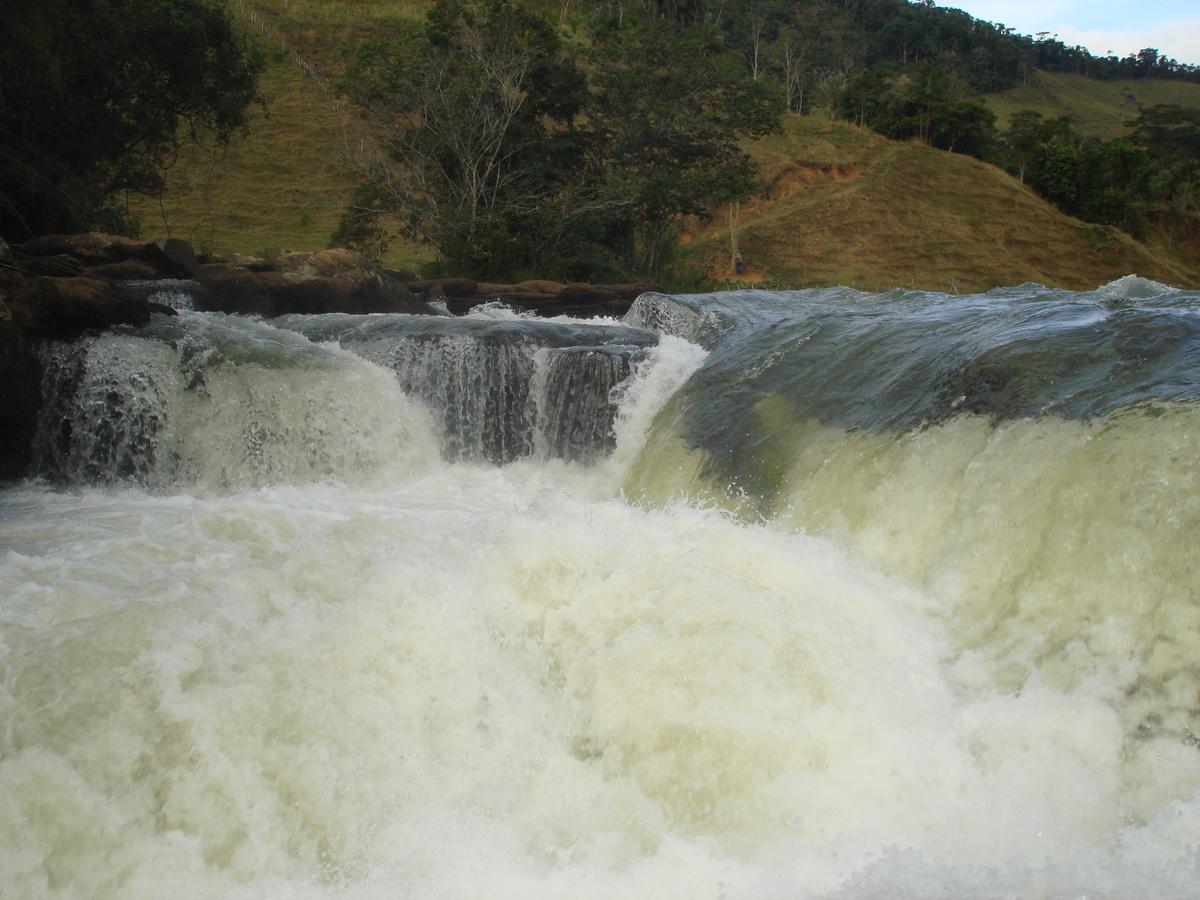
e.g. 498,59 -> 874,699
4,279 -> 1200,900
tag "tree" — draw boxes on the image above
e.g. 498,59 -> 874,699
585,21 -> 783,274
1006,110 -> 1045,183
338,6 -> 783,278
838,64 -> 995,158
1077,138 -> 1149,230
775,26 -> 811,114
0,0 -> 262,240
338,0 -> 592,277
1131,104 -> 1200,231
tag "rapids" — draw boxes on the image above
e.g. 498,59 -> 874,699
1,279 -> 1198,898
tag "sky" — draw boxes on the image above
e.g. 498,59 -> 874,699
943,0 -> 1200,66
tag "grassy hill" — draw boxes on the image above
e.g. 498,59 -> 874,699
986,71 -> 1200,139
129,2 -> 433,269
134,2 -> 1200,291
685,116 -> 1200,291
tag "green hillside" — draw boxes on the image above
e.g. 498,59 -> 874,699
133,1 -> 1200,290
987,71 -> 1200,139
129,2 -> 433,269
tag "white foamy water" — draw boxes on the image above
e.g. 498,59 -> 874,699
2,290 -> 1200,898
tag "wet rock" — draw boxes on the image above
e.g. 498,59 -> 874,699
515,279 -> 565,295
20,254 -> 86,277
21,232 -> 148,265
154,238 -> 201,276
195,269 -> 274,317
409,277 -> 478,299
88,260 -> 163,281
194,266 -> 424,317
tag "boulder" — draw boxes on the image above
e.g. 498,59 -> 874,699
475,282 -> 522,296
154,238 -> 201,276
195,269 -> 274,317
88,260 -> 163,281
276,248 -> 372,277
557,283 -> 612,305
27,275 -> 150,335
20,254 -> 86,277
514,279 -> 565,295
21,232 -> 148,265
194,267 -> 425,317
353,271 -> 425,314
408,277 -> 478,299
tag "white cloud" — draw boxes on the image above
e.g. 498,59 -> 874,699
1051,18 -> 1200,65
942,2 -> 1200,65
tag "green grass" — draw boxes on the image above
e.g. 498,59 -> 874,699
135,2 -> 1200,289
986,71 -> 1200,139
130,41 -> 430,268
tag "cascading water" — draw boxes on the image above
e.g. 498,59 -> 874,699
275,312 -> 657,463
2,279 -> 1199,899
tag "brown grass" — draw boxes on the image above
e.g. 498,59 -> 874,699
689,115 -> 1200,291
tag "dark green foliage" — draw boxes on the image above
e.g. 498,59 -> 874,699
335,0 -> 1197,277
586,22 -> 783,274
338,1 -> 783,279
0,0 -> 263,240
1132,105 -> 1200,221
999,106 -> 1198,236
329,183 -> 393,262
338,0 -> 593,279
836,64 -> 996,158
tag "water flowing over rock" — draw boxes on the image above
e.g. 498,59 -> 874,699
277,313 -> 658,464
4,279 -> 1200,900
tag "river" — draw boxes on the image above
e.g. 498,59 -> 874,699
1,277 -> 1198,897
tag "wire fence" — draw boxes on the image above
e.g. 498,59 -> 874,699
230,0 -> 375,162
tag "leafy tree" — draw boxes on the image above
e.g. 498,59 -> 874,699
1077,138 -> 1149,230
837,64 -> 994,158
585,21 -> 783,273
1005,110 -> 1046,183
339,5 -> 782,278
1131,104 -> 1200,231
0,0 -> 262,240
338,0 -> 591,278
1029,136 -> 1082,212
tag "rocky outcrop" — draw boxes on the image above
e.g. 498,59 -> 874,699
408,277 -> 658,318
193,249 -> 426,317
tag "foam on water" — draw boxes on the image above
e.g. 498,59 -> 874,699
3,285 -> 1200,897
3,464 -> 1198,898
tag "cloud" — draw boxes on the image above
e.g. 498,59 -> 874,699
1051,18 -> 1200,65
943,2 -> 1200,65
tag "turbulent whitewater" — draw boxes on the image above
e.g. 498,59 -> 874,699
2,279 -> 1199,898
